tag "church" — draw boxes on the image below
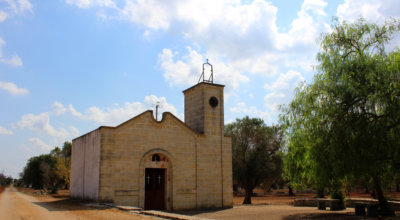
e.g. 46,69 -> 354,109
70,62 -> 233,211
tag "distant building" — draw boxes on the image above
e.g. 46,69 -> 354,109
71,78 -> 233,211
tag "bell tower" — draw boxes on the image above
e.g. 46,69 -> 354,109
183,60 -> 225,136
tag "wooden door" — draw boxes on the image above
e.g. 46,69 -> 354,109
145,168 -> 165,210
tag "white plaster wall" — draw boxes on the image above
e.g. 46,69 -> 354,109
70,129 -> 101,201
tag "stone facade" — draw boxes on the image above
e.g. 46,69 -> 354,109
70,82 -> 233,211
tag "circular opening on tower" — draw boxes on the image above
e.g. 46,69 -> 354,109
209,96 -> 219,108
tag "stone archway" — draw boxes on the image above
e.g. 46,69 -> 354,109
139,149 -> 174,211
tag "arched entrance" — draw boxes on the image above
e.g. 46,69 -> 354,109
139,149 -> 173,211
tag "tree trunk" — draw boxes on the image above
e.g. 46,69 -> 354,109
243,186 -> 252,204
233,184 -> 238,193
288,186 -> 295,196
374,180 -> 387,210
365,185 -> 369,193
397,184 -> 399,192
317,187 -> 324,198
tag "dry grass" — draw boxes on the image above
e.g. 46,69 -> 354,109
0,186 -> 5,195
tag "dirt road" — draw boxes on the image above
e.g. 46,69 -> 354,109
0,187 -> 78,220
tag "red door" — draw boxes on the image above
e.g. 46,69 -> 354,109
145,168 -> 165,210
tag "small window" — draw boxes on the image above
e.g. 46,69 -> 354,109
209,96 -> 218,108
152,154 -> 160,162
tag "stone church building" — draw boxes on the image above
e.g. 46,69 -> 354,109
70,79 -> 233,211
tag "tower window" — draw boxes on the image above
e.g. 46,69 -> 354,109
209,97 -> 219,108
152,154 -> 160,162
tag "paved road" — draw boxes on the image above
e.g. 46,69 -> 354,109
0,187 -> 77,220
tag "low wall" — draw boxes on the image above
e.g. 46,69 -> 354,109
294,198 -> 317,207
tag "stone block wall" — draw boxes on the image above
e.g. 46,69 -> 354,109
184,85 -> 205,133
98,112 -> 198,210
184,83 -> 233,209
71,82 -> 233,211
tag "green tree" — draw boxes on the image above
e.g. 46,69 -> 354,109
225,116 -> 283,204
61,141 -> 72,158
281,17 -> 400,209
50,147 -> 62,158
0,170 -> 14,187
22,154 -> 56,189
53,157 -> 71,189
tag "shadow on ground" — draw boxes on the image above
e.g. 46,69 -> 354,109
171,207 -> 233,216
282,212 -> 400,220
31,199 -> 112,212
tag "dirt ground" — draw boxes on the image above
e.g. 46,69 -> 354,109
233,190 -> 400,206
174,205 -> 400,220
9,187 -> 400,219
5,187 -> 162,220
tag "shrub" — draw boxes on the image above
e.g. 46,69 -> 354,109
330,189 -> 346,203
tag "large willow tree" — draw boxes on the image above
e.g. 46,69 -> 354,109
281,17 -> 400,209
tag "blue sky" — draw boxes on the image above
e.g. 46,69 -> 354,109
1,0 -> 399,178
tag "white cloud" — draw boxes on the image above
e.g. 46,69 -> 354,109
0,38 -> 23,66
66,0 -> 330,76
0,81 -> 29,96
1,53 -> 23,66
230,102 -> 261,116
18,144 -> 30,151
249,94 -> 254,99
285,0 -> 330,54
0,0 -> 33,21
0,10 -> 9,22
264,70 -> 305,112
259,111 -> 271,122
158,47 -> 249,97
66,0 -> 117,9
0,125 -> 13,135
14,112 -> 71,140
66,0 -> 92,8
51,101 -> 67,116
69,95 -> 178,126
302,0 -> 327,16
28,138 -> 52,151
337,0 -> 400,23
0,38 -> 5,56
69,126 -> 80,138
286,56 -> 314,72
96,10 -> 108,20
16,0 -> 33,14
143,30 -> 151,41
225,119 -> 233,125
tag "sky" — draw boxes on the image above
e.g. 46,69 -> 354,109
1,0 -> 400,178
